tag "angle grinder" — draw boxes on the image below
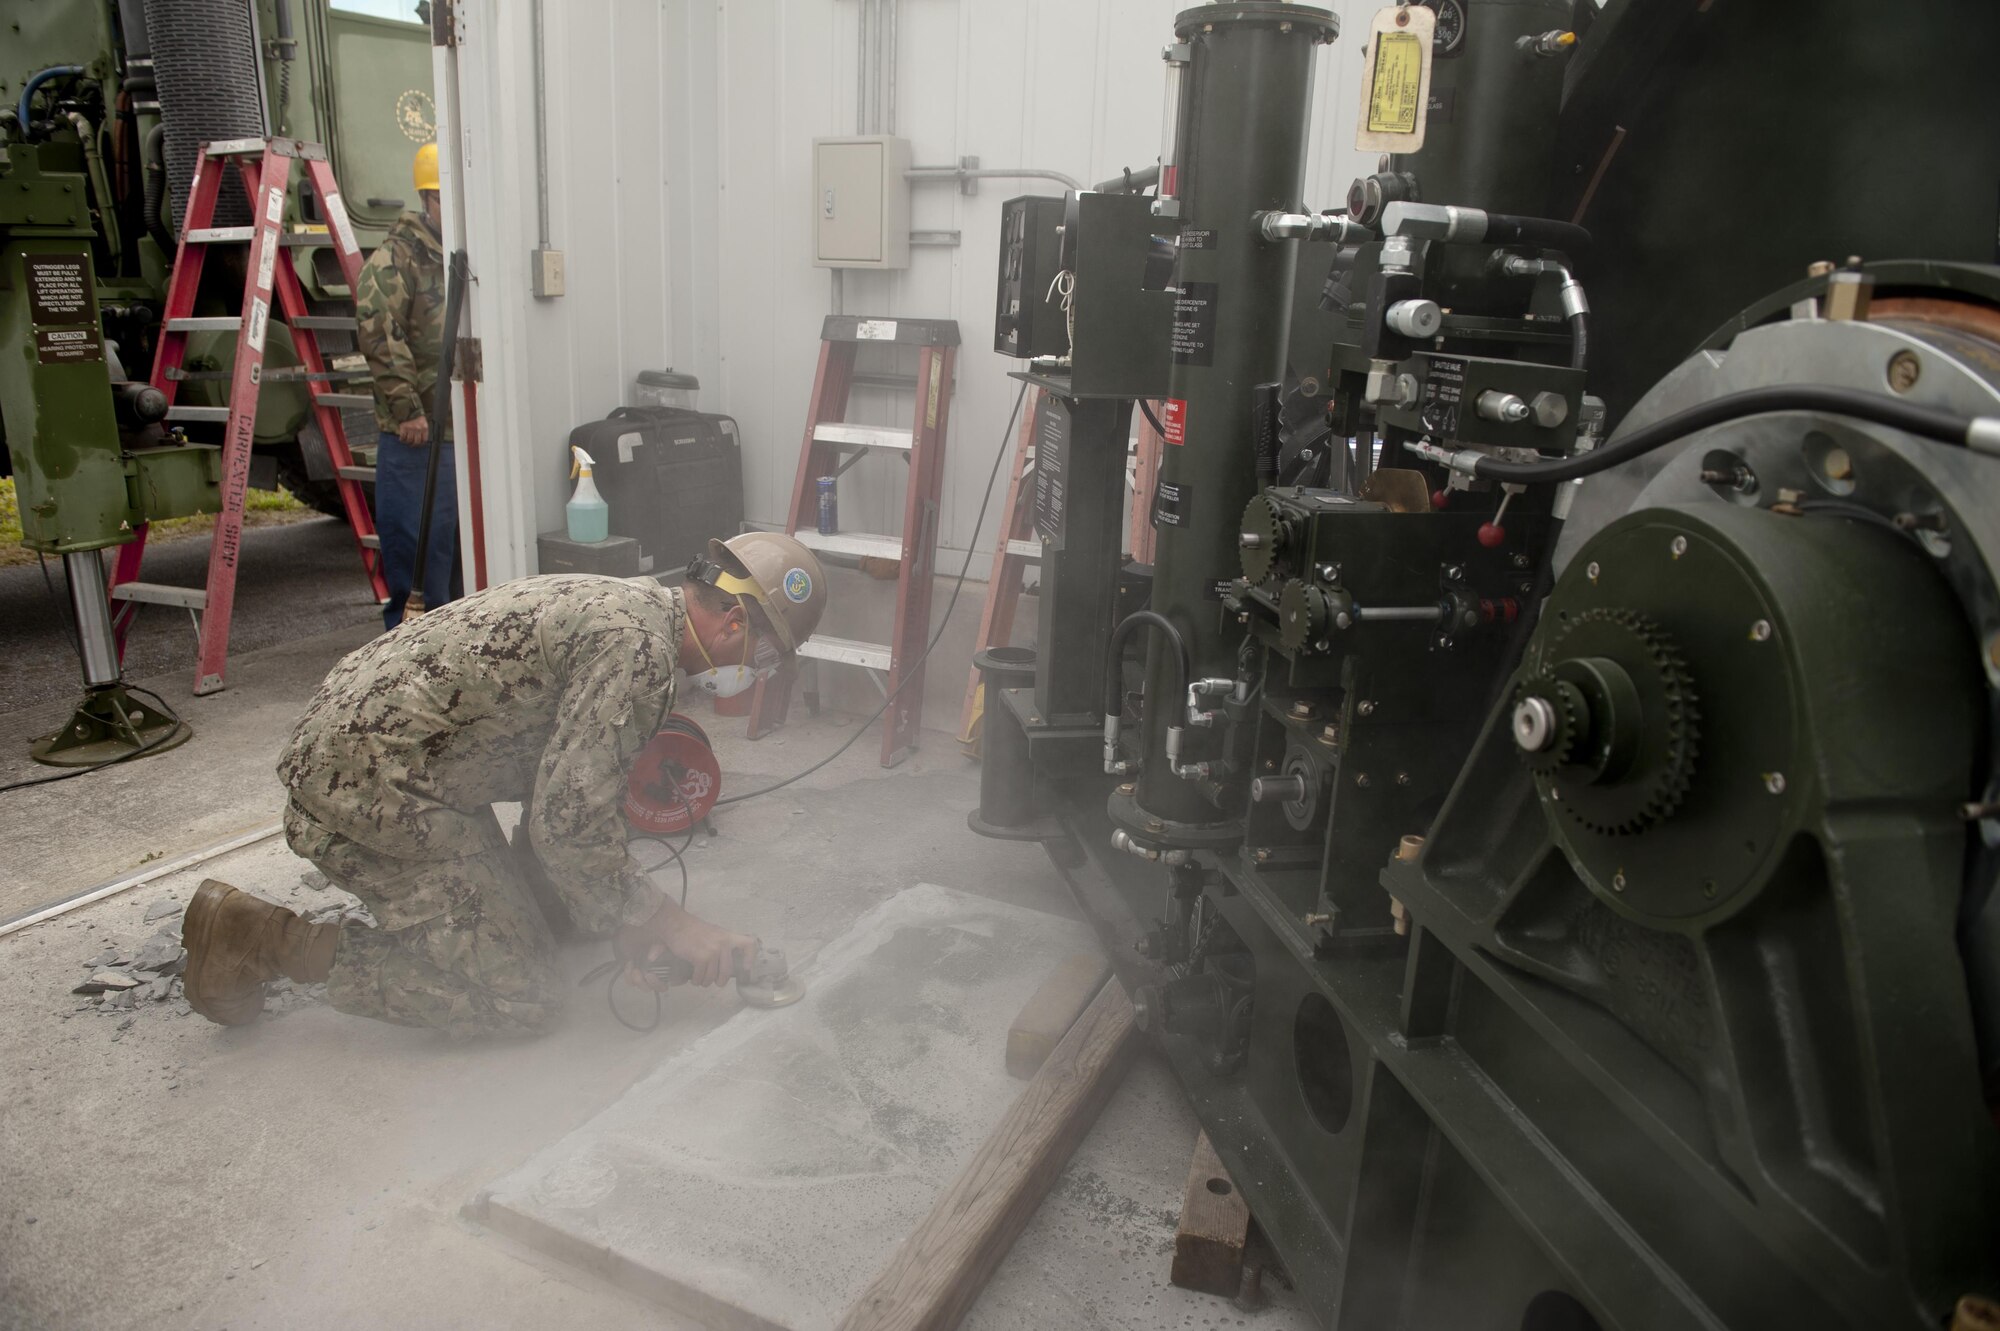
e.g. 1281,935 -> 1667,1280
637,942 -> 806,1009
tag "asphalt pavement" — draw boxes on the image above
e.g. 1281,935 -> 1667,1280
0,517 -> 382,715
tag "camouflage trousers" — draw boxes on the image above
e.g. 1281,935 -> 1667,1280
282,801 -> 565,1038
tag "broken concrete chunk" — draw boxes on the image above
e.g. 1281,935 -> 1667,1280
133,937 -> 185,973
82,970 -> 139,992
300,869 -> 330,891
144,899 -> 180,923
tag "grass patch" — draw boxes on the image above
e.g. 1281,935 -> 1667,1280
0,475 -> 320,569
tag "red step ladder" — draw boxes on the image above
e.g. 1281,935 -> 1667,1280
955,384 -> 1045,745
954,395 -> 1167,744
747,315 -> 958,767
111,136 -> 387,695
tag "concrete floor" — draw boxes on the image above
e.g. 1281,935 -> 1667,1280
0,516 -> 379,715
0,620 -> 1311,1331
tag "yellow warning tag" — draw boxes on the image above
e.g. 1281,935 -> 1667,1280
1355,5 -> 1436,154
1366,31 -> 1424,135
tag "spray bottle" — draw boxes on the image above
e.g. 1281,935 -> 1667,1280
567,446 -> 609,543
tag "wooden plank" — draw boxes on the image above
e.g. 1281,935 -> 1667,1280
1006,952 -> 1114,1079
837,979 -> 1139,1331
1169,1131 -> 1253,1297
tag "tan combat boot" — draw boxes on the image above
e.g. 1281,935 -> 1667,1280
181,879 -> 339,1026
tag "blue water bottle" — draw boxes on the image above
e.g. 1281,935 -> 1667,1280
817,476 -> 838,535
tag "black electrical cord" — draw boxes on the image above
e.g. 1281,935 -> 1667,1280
0,683 -> 187,793
581,791 -> 699,1033
712,378 -> 1031,808
1455,386 -> 1993,485
1136,397 -> 1167,438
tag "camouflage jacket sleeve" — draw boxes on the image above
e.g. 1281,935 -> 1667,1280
526,627 -> 680,933
354,246 -> 427,426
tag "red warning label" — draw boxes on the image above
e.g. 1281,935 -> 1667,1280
1163,398 -> 1187,446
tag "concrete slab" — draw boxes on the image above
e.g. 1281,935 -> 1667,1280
473,884 -> 1099,1330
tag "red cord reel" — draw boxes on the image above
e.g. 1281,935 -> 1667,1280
623,713 -> 722,834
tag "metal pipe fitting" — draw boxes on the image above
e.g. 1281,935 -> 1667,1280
1103,714 -> 1131,776
1402,436 -> 1487,477
1111,828 -> 1192,866
1477,390 -> 1532,424
1256,211 -> 1375,245
1249,774 -> 1307,804
1517,29 -> 1577,57
1186,676 -> 1236,727
1385,298 -> 1443,340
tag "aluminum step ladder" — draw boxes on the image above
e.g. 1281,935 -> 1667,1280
747,315 -> 958,767
110,136 -> 387,695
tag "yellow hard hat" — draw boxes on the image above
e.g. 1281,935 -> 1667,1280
413,142 -> 440,193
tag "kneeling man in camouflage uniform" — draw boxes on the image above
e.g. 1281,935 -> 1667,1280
178,533 -> 826,1037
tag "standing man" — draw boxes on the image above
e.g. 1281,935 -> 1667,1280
177,534 -> 828,1037
357,141 -> 457,630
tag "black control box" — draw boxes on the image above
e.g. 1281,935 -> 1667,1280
994,194 -> 1070,359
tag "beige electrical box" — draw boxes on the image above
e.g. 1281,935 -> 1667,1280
813,136 -> 911,269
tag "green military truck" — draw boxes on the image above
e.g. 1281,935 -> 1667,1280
1,0 -> 434,511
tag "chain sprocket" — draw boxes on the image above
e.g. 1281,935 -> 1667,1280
1536,607 -> 1701,836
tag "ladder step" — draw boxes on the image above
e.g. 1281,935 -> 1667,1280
110,582 -> 208,610
203,138 -> 270,157
185,226 -> 256,244
814,423 -> 915,452
1006,538 -> 1043,560
794,530 -> 904,561
336,465 -> 376,482
289,315 -> 359,332
165,406 -> 231,423
165,317 -> 241,333
313,393 -> 375,410
359,533 -> 381,549
850,372 -> 921,392
796,635 -> 893,672
258,366 -> 370,383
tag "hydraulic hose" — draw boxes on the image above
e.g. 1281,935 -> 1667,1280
1381,201 -> 1592,255
65,113 -> 122,271
142,122 -> 170,247
1102,610 -> 1193,774
1412,386 -> 2000,485
1104,611 -> 1191,720
18,66 -> 84,127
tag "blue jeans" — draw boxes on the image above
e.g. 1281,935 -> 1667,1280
374,431 -> 462,630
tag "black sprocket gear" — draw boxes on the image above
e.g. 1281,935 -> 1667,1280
1537,607 -> 1700,837
1511,674 -> 1586,775
1239,494 -> 1287,584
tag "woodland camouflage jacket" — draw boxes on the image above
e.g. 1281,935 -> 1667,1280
354,210 -> 449,438
278,577 -> 685,933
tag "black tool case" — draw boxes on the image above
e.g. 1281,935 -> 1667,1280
564,405 -> 745,574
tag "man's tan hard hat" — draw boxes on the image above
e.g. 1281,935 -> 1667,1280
704,532 -> 827,654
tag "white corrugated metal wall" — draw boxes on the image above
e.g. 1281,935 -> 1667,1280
449,0 -> 1383,722
707,0 -> 1385,556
